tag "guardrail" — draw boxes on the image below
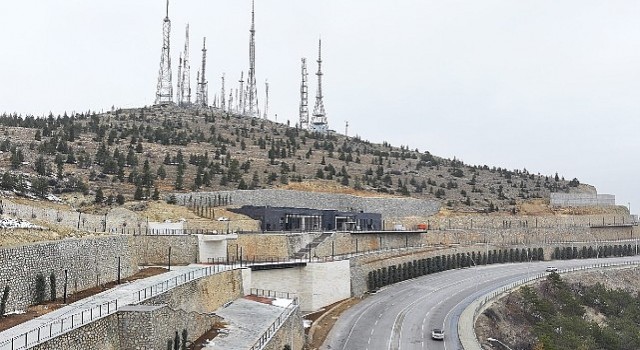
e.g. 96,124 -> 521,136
0,300 -> 118,350
463,260 -> 640,350
133,265 -> 228,303
248,294 -> 299,350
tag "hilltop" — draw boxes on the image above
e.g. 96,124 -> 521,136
0,104 -> 591,214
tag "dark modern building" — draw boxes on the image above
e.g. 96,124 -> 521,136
230,206 -> 382,232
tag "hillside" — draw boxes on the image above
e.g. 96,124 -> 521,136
0,104 -> 589,213
476,269 -> 640,350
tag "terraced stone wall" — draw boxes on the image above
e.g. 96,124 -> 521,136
0,235 -> 199,312
174,189 -> 441,220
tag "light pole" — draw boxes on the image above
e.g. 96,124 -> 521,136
488,337 -> 514,350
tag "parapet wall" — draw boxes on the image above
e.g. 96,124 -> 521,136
173,189 -> 441,219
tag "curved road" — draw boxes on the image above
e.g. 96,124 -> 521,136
322,256 -> 640,350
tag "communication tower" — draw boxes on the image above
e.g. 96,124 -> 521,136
154,0 -> 173,105
299,58 -> 309,129
310,39 -> 328,133
263,80 -> 269,119
246,0 -> 259,117
181,24 -> 192,105
195,37 -> 208,107
220,74 -> 226,111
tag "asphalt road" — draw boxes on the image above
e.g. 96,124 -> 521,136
322,256 -> 640,350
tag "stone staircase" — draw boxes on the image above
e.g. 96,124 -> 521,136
293,232 -> 333,259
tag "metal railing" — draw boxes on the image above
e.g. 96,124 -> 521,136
250,288 -> 297,300
248,294 -> 299,350
0,300 -> 118,350
133,265 -> 227,303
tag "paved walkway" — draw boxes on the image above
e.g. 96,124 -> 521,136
0,264 -> 230,350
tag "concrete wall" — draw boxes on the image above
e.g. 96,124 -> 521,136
250,260 -> 351,312
551,193 -> 616,207
198,234 -> 235,262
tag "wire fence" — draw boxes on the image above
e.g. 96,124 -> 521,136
0,300 -> 118,350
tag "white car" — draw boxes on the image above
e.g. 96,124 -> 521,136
431,328 -> 445,340
545,266 -> 558,272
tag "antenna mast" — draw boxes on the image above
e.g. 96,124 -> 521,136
299,58 -> 309,129
238,71 -> 245,115
247,0 -> 259,117
220,74 -> 226,111
263,80 -> 269,119
176,54 -> 183,106
345,121 -> 349,137
195,37 -> 208,107
155,0 -> 173,104
311,38 -> 328,133
182,24 -> 191,105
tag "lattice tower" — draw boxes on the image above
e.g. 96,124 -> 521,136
195,37 -> 208,107
155,0 -> 173,105
299,58 -> 309,129
228,91 -> 234,114
247,0 -> 259,117
311,39 -> 328,133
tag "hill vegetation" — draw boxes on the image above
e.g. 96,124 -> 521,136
0,104 -> 586,213
479,271 -> 640,350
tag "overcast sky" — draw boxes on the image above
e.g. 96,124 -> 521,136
1,1 -> 639,212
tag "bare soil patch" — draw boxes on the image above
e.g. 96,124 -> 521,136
0,267 -> 168,332
305,297 -> 362,350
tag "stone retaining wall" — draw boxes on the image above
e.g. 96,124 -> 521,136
263,307 -> 305,350
131,234 -> 199,266
31,305 -> 220,350
173,189 -> 441,219
0,199 -> 145,234
0,235 -> 200,312
141,269 -> 244,313
0,236 -> 136,312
